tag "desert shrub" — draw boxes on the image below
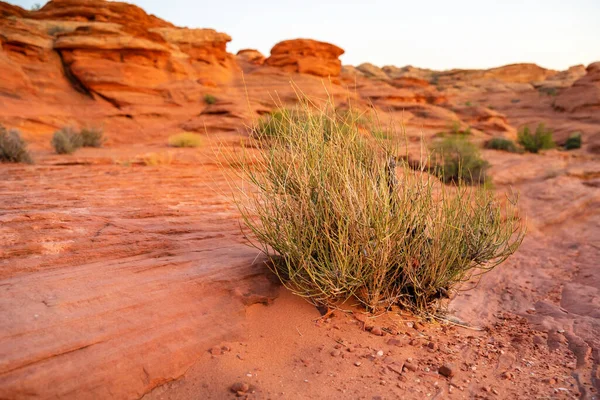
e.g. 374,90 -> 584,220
485,137 -> 520,153
564,132 -> 582,150
465,101 -> 472,107
230,97 -> 524,313
0,125 -> 33,163
538,87 -> 557,96
430,136 -> 489,185
517,124 -> 555,153
168,132 -> 202,148
80,127 -> 104,147
204,94 -> 217,105
254,107 -> 363,141
30,3 -> 41,11
51,127 -> 82,154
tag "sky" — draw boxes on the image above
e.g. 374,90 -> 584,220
10,0 -> 600,71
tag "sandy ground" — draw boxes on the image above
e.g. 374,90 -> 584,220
1,138 -> 598,399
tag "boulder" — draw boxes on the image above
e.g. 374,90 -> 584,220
265,39 -> 344,77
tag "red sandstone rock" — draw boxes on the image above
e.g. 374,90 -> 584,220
265,38 -> 344,77
236,49 -> 265,65
554,62 -> 600,114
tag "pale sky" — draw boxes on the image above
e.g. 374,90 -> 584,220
9,0 -> 600,71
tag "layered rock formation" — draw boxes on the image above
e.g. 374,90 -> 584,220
265,38 -> 344,77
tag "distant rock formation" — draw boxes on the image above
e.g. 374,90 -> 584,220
265,39 -> 344,77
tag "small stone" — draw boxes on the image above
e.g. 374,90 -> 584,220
439,364 -> 455,378
543,378 -> 557,385
427,342 -> 438,350
371,326 -> 384,336
501,371 -> 513,380
404,362 -> 417,372
221,345 -> 231,352
354,361 -> 362,367
209,346 -> 222,356
387,363 -> 404,376
376,350 -> 384,357
492,389 -> 499,395
230,382 -> 250,393
331,350 -> 341,357
387,339 -> 402,347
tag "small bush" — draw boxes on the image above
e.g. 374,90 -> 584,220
449,121 -> 471,135
51,127 -> 82,154
485,137 -> 520,153
204,94 -> 217,105
80,127 -> 105,147
465,101 -> 472,107
229,97 -> 524,313
431,136 -> 489,185
254,107 -> 363,142
517,124 -> 555,153
0,126 -> 33,164
564,132 -> 582,150
168,132 -> 202,148
538,87 -> 558,96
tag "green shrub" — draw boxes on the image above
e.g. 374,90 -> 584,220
0,125 -> 33,164
80,127 -> 104,147
168,132 -> 202,148
538,87 -> 557,96
204,94 -> 217,105
431,136 -> 489,185
254,107 -> 363,141
564,132 -> 582,150
51,127 -> 82,154
517,124 -> 555,153
230,98 -> 524,313
485,137 -> 520,153
465,101 -> 472,107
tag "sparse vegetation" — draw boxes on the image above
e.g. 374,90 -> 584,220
517,124 -> 555,153
511,99 -> 520,104
485,137 -> 520,153
564,132 -> 582,150
0,125 -> 33,164
168,132 -> 202,148
80,127 -> 105,147
538,87 -> 558,97
30,3 -> 41,11
204,94 -> 217,105
465,101 -> 472,107
229,96 -> 524,313
51,127 -> 83,154
431,135 -> 489,185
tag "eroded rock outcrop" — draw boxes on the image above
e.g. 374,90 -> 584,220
265,39 -> 344,77
554,62 -> 600,115
236,49 -> 265,65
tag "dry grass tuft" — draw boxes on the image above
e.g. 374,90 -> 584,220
227,94 -> 525,314
168,132 -> 202,148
